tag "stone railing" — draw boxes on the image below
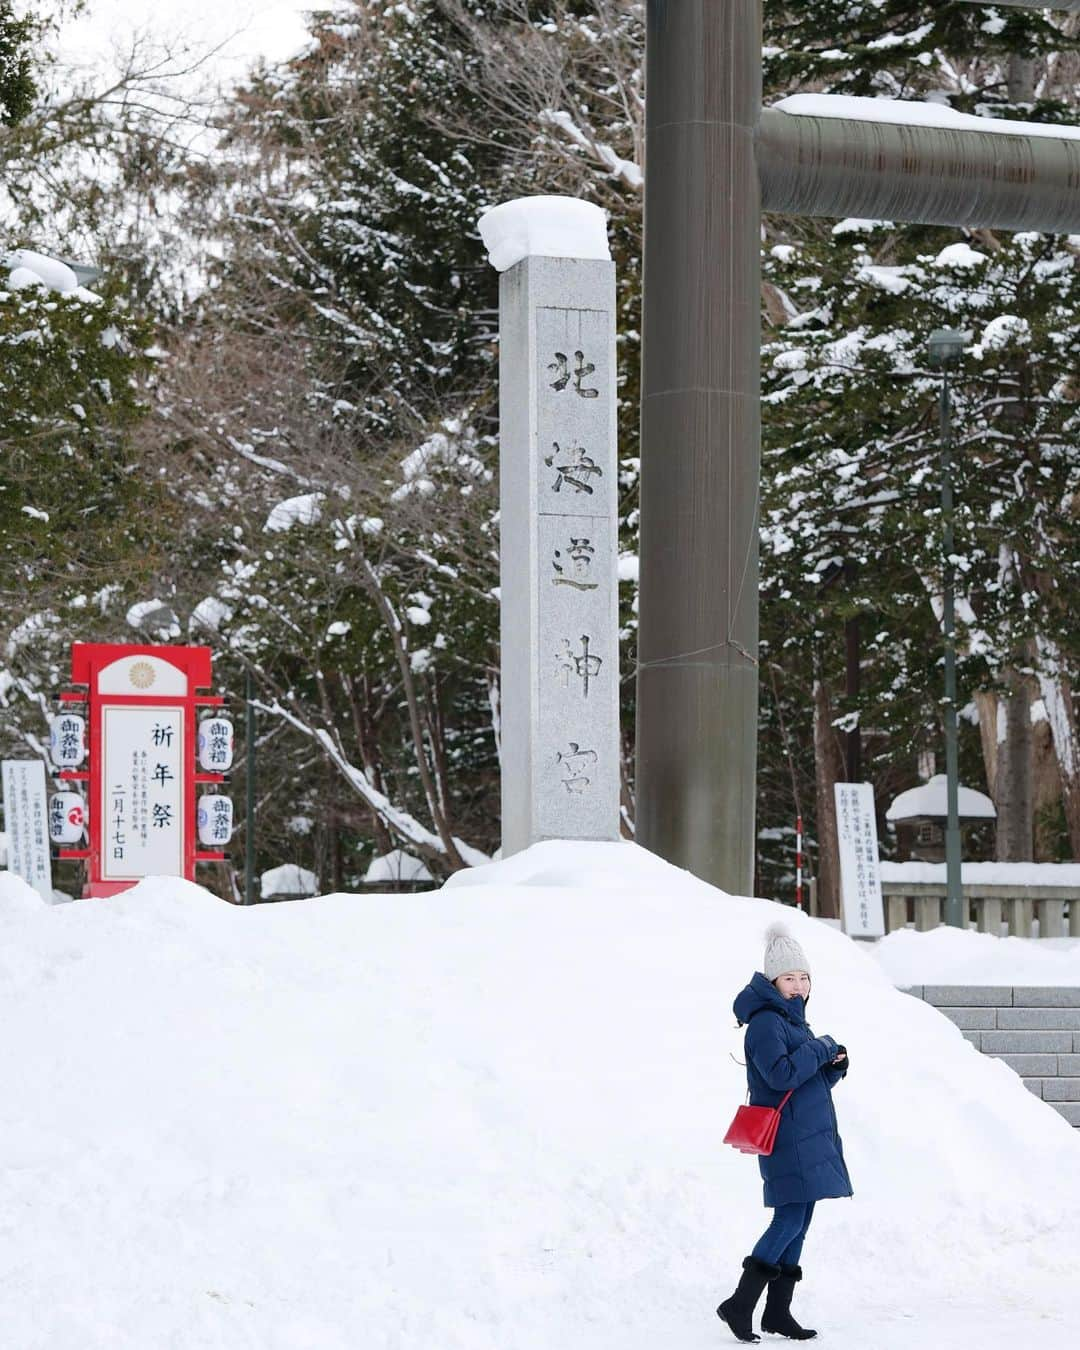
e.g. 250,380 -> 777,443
881,881 -> 1080,938
808,862 -> 1080,937
877,861 -> 1080,938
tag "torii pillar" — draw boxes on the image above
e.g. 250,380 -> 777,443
637,1 -> 762,895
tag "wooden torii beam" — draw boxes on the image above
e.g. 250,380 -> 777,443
637,0 -> 1080,896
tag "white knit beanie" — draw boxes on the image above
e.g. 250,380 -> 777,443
763,921 -> 811,981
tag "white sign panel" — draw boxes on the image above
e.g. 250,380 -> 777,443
1,759 -> 53,901
834,781 -> 886,939
101,706 -> 184,880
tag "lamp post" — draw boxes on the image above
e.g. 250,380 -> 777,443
927,328 -> 966,929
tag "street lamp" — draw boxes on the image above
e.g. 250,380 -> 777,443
927,327 -> 966,929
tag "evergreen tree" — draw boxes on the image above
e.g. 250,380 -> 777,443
0,0 -> 38,127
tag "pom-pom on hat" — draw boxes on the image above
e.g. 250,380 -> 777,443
763,921 -> 811,982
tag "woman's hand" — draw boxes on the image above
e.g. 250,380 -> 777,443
831,1043 -> 848,1067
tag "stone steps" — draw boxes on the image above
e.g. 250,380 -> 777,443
901,985 -> 1080,1127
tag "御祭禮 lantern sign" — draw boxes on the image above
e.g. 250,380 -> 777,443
197,793 -> 234,848
55,643 -> 232,897
50,713 -> 86,767
197,716 -> 234,772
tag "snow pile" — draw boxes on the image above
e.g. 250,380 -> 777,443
873,922 -> 1080,987
478,196 -> 611,272
264,492 -> 326,532
4,248 -> 79,293
0,870 -> 49,913
190,595 -> 233,633
0,841 -> 1078,1348
933,242 -> 987,270
979,313 -> 1031,350
125,598 -> 179,631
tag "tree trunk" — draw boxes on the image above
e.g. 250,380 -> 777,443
1008,54 -> 1037,104
974,689 -> 999,799
994,666 -> 1034,862
1032,716 -> 1063,862
813,674 -> 843,920
1037,663 -> 1080,858
342,672 -> 395,857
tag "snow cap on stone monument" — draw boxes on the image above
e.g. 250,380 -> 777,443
478,195 -> 611,273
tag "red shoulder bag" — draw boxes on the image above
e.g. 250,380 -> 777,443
723,1089 -> 794,1156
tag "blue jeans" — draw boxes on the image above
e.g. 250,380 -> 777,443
751,1201 -> 816,1266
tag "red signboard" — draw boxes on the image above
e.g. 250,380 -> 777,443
59,643 -> 226,897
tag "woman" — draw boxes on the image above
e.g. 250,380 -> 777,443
717,923 -> 852,1343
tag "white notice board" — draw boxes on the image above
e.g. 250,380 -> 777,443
1,759 -> 53,901
834,781 -> 885,938
101,706 -> 184,880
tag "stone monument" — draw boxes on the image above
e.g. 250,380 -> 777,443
479,197 -> 621,855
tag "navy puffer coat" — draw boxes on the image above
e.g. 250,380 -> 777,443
733,971 -> 854,1208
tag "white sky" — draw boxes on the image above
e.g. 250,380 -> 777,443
54,0 -> 315,94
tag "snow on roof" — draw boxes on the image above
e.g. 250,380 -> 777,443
885,774 -> 997,822
363,850 -> 434,885
773,94 -> 1080,143
478,196 -> 611,273
260,864 -> 318,898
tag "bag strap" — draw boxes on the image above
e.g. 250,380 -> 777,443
745,1088 -> 795,1110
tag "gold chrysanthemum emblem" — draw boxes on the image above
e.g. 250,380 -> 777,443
129,661 -> 156,689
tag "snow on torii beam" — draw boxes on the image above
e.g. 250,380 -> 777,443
637,0 -> 1080,899
759,100 -> 1080,232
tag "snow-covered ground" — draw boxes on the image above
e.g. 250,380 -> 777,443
872,921 -> 1080,986
2,841 -> 1079,1348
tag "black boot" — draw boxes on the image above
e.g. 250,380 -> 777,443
761,1263 -> 817,1340
717,1256 -> 781,1343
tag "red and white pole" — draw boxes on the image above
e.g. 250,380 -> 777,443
795,815 -> 804,911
